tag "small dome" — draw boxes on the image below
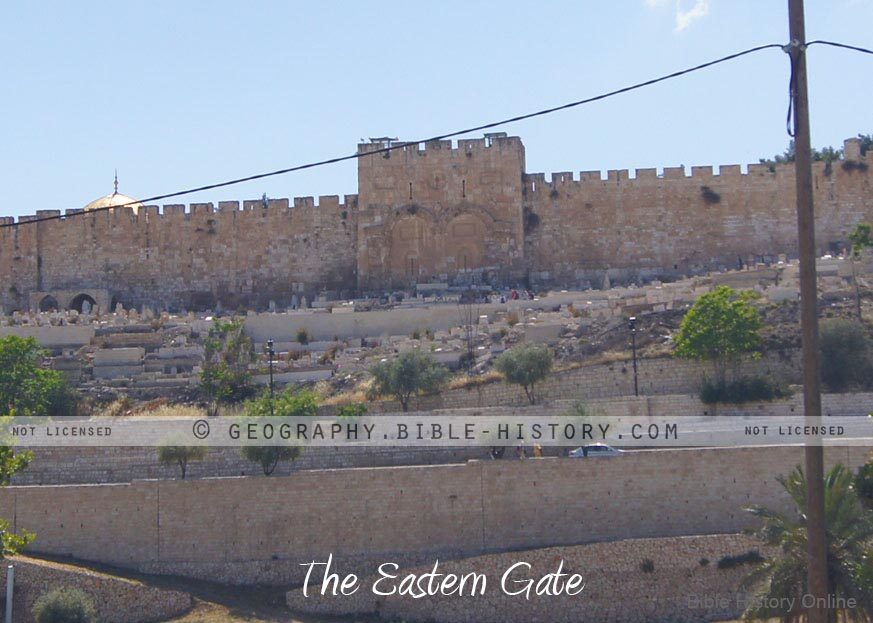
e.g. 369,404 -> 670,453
83,192 -> 143,214
83,174 -> 143,214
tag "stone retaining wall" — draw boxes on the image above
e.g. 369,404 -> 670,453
286,534 -> 770,623
0,446 -> 868,585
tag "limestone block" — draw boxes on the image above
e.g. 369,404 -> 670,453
94,347 -> 145,367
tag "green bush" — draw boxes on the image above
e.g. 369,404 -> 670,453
32,587 -> 98,623
855,454 -> 873,510
819,318 -> 873,392
640,559 -> 655,573
296,328 -> 311,345
716,549 -> 764,569
700,376 -> 791,404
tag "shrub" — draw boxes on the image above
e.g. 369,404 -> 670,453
506,311 -> 519,327
296,328 -> 311,345
819,318 -> 873,392
855,453 -> 873,510
700,185 -> 721,204
640,559 -> 655,573
32,587 -> 98,623
699,376 -> 791,404
716,549 -> 764,569
699,558 -> 710,566
335,403 -> 367,419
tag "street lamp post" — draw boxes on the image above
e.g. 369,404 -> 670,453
266,339 -> 275,416
628,317 -> 639,397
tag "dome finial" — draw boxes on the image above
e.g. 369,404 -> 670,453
114,170 -> 119,195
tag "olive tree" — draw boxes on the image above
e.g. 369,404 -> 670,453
674,286 -> 762,386
157,443 -> 208,479
369,350 -> 449,411
240,389 -> 316,475
494,344 -> 554,405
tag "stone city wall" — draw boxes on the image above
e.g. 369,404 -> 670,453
0,446 -> 868,585
0,556 -> 192,623
1,136 -> 869,311
286,534 -> 769,623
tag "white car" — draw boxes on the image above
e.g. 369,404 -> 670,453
568,443 -> 623,458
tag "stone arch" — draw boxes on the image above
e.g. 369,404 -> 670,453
445,213 -> 487,273
69,293 -> 97,314
389,215 -> 434,283
38,295 -> 60,312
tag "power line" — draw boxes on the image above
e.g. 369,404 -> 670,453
808,39 -> 873,56
6,39 -> 866,230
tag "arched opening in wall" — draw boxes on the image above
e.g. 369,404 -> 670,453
69,293 -> 97,314
110,296 -> 120,312
389,215 -> 433,284
445,213 -> 486,279
38,296 -> 60,312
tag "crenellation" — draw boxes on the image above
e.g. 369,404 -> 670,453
163,204 -> 186,216
718,164 -> 742,177
316,195 -> 340,208
580,171 -> 603,182
36,210 -> 61,218
663,166 -> 685,179
217,201 -> 240,212
189,203 -> 214,215
746,163 -> 773,176
293,196 -> 315,209
845,137 -> 863,160
691,165 -> 713,178
551,171 -> 575,184
635,168 -> 658,180
268,198 -> 289,210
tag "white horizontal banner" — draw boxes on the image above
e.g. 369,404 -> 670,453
1,414 -> 872,448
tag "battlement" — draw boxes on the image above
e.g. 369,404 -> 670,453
523,139 -> 867,195
357,133 -> 523,160
1,194 -> 359,226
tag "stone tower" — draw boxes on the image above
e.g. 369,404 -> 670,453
355,133 -> 527,290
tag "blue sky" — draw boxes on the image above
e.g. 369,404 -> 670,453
1,1 -> 871,218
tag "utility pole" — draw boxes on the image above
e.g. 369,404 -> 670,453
787,2 -> 828,621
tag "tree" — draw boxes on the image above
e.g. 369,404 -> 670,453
849,222 -> 873,319
240,389 -> 315,475
368,350 -> 449,411
493,344 -> 554,405
157,443 -> 207,479
759,139 -> 844,171
0,335 -> 77,417
200,318 -> 256,407
742,464 -> 873,623
819,318 -> 872,392
1,414 -> 34,559
674,286 -> 762,386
